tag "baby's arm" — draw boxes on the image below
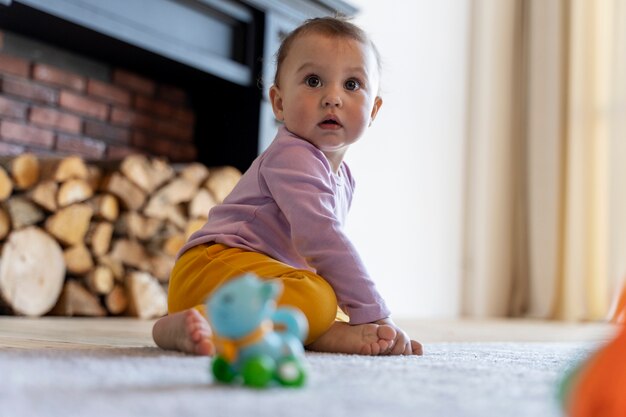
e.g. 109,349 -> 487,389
260,142 -> 390,324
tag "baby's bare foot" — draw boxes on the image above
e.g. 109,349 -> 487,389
306,321 -> 396,355
411,340 -> 423,355
152,309 -> 215,356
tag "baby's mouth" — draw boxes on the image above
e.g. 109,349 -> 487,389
319,117 -> 342,129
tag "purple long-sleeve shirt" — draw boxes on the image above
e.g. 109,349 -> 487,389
180,126 -> 390,324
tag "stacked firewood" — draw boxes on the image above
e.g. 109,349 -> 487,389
0,153 -> 241,319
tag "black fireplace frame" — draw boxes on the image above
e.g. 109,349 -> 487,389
0,0 -> 356,171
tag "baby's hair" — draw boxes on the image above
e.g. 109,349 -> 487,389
273,16 -> 381,87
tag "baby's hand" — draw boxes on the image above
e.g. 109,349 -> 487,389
375,318 -> 423,355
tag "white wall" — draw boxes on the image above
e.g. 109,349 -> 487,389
345,0 -> 469,318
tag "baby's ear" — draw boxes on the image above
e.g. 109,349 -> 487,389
369,96 -> 383,126
269,85 -> 285,121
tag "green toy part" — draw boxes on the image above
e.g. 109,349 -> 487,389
276,357 -> 306,387
212,356 -> 237,383
242,355 -> 275,388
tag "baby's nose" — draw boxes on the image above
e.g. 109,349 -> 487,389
323,95 -> 342,107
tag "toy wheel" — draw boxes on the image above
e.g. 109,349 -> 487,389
242,355 -> 275,388
276,357 -> 306,387
212,355 -> 236,383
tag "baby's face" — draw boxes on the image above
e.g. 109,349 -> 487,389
270,32 -> 382,169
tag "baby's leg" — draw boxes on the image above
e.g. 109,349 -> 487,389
154,244 -> 224,355
161,243 -> 402,356
274,271 -> 400,355
152,309 -> 214,356
305,321 -> 396,355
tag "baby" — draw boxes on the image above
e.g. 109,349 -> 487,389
153,16 -> 422,356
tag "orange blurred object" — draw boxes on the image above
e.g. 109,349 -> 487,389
609,285 -> 626,324
565,325 -> 626,417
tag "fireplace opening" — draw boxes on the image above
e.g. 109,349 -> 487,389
0,1 -> 265,173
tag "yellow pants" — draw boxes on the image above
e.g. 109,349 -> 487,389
167,243 -> 338,345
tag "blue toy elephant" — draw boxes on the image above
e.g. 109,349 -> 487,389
205,273 -> 308,388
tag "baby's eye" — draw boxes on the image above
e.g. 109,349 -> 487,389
344,79 -> 361,91
305,75 -> 322,88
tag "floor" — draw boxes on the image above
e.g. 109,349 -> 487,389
0,316 -> 618,350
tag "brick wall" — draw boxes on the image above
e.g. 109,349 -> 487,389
0,33 -> 197,162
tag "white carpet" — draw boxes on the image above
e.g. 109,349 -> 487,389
0,342 -> 595,417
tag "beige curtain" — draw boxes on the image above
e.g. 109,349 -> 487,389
463,0 -> 626,321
